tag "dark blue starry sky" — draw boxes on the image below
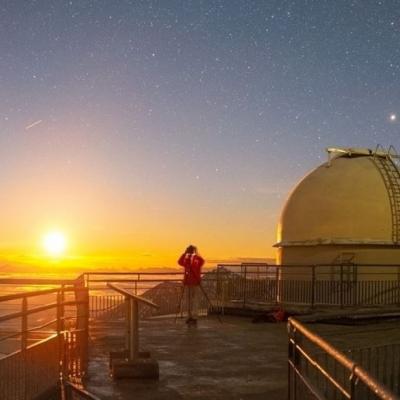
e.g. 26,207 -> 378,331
0,1 -> 399,265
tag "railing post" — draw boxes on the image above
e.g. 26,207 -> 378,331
74,278 -> 89,375
21,297 -> 28,352
243,265 -> 247,308
288,323 -> 294,400
57,289 -> 64,334
288,324 -> 301,400
353,265 -> 358,307
65,382 -> 70,400
397,265 -> 400,305
350,367 -> 358,399
340,264 -> 344,308
275,266 -> 280,305
21,297 -> 28,400
84,273 -> 89,289
83,287 -> 89,373
125,297 -> 130,351
216,265 -> 221,312
57,290 -> 64,379
311,265 -> 316,309
221,281 -> 225,316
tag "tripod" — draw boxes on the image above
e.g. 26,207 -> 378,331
175,282 -> 222,324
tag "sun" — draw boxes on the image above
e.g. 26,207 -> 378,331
43,231 -> 67,257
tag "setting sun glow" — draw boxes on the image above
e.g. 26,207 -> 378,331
43,232 -> 67,257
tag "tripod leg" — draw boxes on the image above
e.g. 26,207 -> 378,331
188,286 -> 193,319
175,284 -> 185,323
199,283 -> 222,323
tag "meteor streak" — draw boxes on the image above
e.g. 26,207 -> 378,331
25,119 -> 43,130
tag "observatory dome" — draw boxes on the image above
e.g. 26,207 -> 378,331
275,147 -> 400,265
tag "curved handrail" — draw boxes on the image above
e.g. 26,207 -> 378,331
288,317 -> 398,399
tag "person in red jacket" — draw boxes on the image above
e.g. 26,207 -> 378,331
178,245 -> 205,325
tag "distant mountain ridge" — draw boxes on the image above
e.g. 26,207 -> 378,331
205,257 -> 275,265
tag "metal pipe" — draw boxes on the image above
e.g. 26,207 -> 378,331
243,265 -> 247,308
21,298 -> 28,352
340,265 -> 344,309
0,288 -> 64,302
125,297 -> 130,352
275,267 -> 280,304
288,318 -> 398,399
311,265 -> 316,308
21,297 -> 28,400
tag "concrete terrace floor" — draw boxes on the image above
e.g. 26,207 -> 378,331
86,315 -> 289,400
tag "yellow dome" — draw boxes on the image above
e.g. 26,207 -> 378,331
276,148 -> 400,248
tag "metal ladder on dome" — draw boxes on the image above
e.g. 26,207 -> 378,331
372,144 -> 400,243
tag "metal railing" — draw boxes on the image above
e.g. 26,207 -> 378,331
0,334 -> 59,400
287,318 -> 399,400
83,264 -> 400,321
210,263 -> 400,309
63,381 -> 101,400
86,271 -> 222,320
0,279 -> 89,400
345,342 -> 400,396
3,264 -> 400,399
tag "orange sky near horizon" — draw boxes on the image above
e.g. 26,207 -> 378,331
0,213 -> 278,270
0,156 -> 280,270
0,119 -> 284,270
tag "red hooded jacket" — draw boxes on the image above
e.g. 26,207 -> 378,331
178,253 -> 205,286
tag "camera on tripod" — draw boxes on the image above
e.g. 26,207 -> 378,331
185,245 -> 197,255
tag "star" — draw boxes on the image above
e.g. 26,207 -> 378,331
390,114 -> 397,122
